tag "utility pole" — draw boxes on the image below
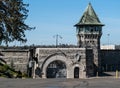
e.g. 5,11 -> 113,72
53,34 -> 62,48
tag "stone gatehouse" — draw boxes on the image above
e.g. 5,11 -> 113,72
36,48 -> 94,78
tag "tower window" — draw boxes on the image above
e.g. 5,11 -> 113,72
91,29 -> 93,32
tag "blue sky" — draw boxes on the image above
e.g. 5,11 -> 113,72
13,0 -> 120,46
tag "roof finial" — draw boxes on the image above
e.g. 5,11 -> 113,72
88,2 -> 91,5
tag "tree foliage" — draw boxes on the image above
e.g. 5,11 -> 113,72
0,0 -> 34,45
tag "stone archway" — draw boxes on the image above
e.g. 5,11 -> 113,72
41,53 -> 73,78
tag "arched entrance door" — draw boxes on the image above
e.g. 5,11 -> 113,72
46,60 -> 67,78
74,67 -> 79,78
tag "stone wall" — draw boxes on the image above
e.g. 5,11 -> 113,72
0,47 -> 94,78
101,50 -> 120,71
86,49 -> 94,76
0,48 -> 30,72
36,48 -> 87,68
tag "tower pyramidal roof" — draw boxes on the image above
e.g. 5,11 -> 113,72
75,3 -> 104,26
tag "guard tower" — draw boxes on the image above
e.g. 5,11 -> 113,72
74,3 -> 104,75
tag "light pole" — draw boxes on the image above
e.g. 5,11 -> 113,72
53,34 -> 62,48
107,34 -> 110,49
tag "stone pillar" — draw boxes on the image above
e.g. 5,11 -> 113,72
31,61 -> 36,79
67,67 -> 74,78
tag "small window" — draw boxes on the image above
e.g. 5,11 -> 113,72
91,29 -> 93,32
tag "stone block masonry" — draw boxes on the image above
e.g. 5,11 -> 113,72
0,48 -> 30,72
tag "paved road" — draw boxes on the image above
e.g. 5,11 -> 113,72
0,77 -> 120,88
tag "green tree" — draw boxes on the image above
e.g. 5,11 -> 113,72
0,0 -> 34,45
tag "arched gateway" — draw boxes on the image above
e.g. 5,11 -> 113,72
41,53 -> 73,78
